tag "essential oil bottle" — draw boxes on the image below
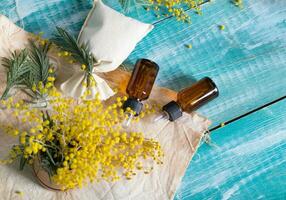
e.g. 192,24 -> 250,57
156,77 -> 219,122
122,58 -> 159,127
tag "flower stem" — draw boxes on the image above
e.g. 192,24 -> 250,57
1,86 -> 11,100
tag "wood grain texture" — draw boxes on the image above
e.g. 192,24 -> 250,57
103,0 -> 160,24
0,0 -> 172,37
0,0 -> 93,37
103,0 -> 211,25
174,98 -> 286,199
125,0 -> 286,127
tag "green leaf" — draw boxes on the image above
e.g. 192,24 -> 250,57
19,155 -> 27,170
45,148 -> 56,166
51,27 -> 96,74
27,40 -> 52,86
1,50 -> 30,100
1,40 -> 53,100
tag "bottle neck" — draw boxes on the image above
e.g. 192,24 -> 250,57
122,97 -> 143,116
162,101 -> 183,121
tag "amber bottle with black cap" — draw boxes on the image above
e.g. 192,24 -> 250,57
156,77 -> 219,122
122,58 -> 159,127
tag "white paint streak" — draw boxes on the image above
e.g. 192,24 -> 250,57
222,158 -> 285,200
191,170 -> 232,194
229,130 -> 286,156
222,184 -> 239,200
17,0 -> 60,19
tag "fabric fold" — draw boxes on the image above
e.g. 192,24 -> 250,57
60,70 -> 115,100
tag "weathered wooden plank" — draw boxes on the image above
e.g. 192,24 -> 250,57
126,0 -> 286,127
0,0 -> 93,37
103,0 -> 160,23
0,0 -> 168,37
0,0 -> 210,36
103,0 -> 212,25
174,98 -> 286,199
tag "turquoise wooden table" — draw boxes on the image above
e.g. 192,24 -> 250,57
1,0 -> 286,199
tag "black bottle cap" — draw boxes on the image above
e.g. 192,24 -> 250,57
122,98 -> 143,116
162,101 -> 183,121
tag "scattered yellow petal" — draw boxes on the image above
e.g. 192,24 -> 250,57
219,25 -> 225,30
185,44 -> 192,49
15,190 -> 24,196
81,64 -> 87,70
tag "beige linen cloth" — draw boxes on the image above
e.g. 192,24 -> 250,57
0,15 -> 210,200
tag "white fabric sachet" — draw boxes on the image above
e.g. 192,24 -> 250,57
60,0 -> 154,100
0,15 -> 210,200
60,70 -> 115,100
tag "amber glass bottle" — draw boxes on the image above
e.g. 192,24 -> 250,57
160,77 -> 219,121
123,59 -> 159,126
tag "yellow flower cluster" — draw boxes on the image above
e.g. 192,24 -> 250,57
0,90 -> 163,190
31,75 -> 55,97
146,0 -> 204,23
57,50 -> 74,64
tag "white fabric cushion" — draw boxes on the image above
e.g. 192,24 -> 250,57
78,0 -> 154,73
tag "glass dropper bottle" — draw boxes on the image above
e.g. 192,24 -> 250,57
122,58 -> 159,127
156,77 -> 219,122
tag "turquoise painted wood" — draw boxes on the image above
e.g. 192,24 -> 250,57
174,98 -> 286,199
0,0 -> 285,199
103,0 -> 162,23
0,0 -> 93,37
0,0 -> 165,37
126,0 -> 286,127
